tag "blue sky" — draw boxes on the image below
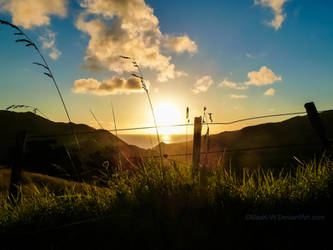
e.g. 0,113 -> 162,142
0,0 -> 333,135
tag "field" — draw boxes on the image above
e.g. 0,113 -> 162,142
1,1 -> 333,249
0,156 -> 332,249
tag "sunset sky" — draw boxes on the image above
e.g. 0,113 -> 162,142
1,0 -> 333,136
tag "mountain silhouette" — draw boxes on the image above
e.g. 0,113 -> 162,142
158,110 -> 333,170
0,110 -> 148,181
2,110 -> 333,179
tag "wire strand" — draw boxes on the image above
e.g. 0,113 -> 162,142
141,142 -> 325,159
25,110 -> 314,139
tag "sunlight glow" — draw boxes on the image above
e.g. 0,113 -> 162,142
161,134 -> 171,143
154,102 -> 183,136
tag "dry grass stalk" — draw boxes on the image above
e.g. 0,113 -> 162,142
110,101 -> 118,137
0,19 -> 79,150
120,56 -> 164,169
6,104 -> 48,119
89,109 -> 104,130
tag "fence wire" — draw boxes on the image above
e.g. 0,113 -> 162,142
1,109 -> 331,157
145,142 -> 326,159
25,110 -> 311,139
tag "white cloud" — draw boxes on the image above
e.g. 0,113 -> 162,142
264,88 -> 275,96
230,94 -> 247,99
246,53 -> 255,59
218,79 -> 248,90
192,75 -> 213,94
39,29 -> 61,60
75,0 -> 196,82
49,49 -> 61,60
163,34 -> 198,54
255,0 -> 288,30
0,0 -> 67,29
0,1 -> 66,60
73,76 -> 145,95
245,66 -> 281,86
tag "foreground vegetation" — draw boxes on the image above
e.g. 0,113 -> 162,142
0,157 -> 332,249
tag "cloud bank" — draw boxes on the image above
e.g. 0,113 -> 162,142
0,0 -> 67,60
218,79 -> 248,90
216,66 -> 281,98
0,0 -> 67,29
230,94 -> 248,99
163,35 -> 198,54
192,75 -> 213,94
75,0 -> 197,82
245,66 -> 282,86
264,88 -> 275,96
73,76 -> 145,95
39,29 -> 61,60
255,0 -> 288,30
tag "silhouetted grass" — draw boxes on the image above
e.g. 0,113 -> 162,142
0,158 -> 332,249
0,19 -> 80,149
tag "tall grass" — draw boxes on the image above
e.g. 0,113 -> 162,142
89,109 -> 104,130
1,156 -> 332,233
110,101 -> 118,137
185,106 -> 190,164
0,19 -> 79,149
6,104 -> 49,119
120,56 -> 163,168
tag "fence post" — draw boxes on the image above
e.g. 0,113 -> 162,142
201,133 -> 210,186
192,116 -> 202,178
8,131 -> 26,203
304,102 -> 331,153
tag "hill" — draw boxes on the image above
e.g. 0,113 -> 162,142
158,110 -> 333,170
0,110 -> 149,181
0,169 -> 104,195
2,110 -> 333,178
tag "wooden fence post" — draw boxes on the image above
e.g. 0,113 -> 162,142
8,131 -> 26,203
192,116 -> 202,178
304,102 -> 331,153
201,133 -> 210,186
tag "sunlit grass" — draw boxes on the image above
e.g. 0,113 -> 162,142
1,156 -> 332,234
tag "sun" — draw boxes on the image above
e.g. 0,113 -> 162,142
154,102 -> 183,136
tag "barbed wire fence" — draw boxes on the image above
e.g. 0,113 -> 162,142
2,102 -> 332,234
5,110 -> 307,139
2,105 -> 331,168
2,108 -> 330,147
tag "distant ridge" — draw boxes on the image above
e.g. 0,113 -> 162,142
0,110 -> 144,151
1,110 -> 333,174
0,110 -> 149,180
157,110 -> 333,169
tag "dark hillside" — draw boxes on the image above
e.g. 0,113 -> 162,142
159,110 -> 333,170
0,111 -> 148,181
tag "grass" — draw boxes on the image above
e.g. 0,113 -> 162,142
1,15 -> 331,250
0,19 -> 79,149
120,56 -> 164,168
0,157 -> 332,249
